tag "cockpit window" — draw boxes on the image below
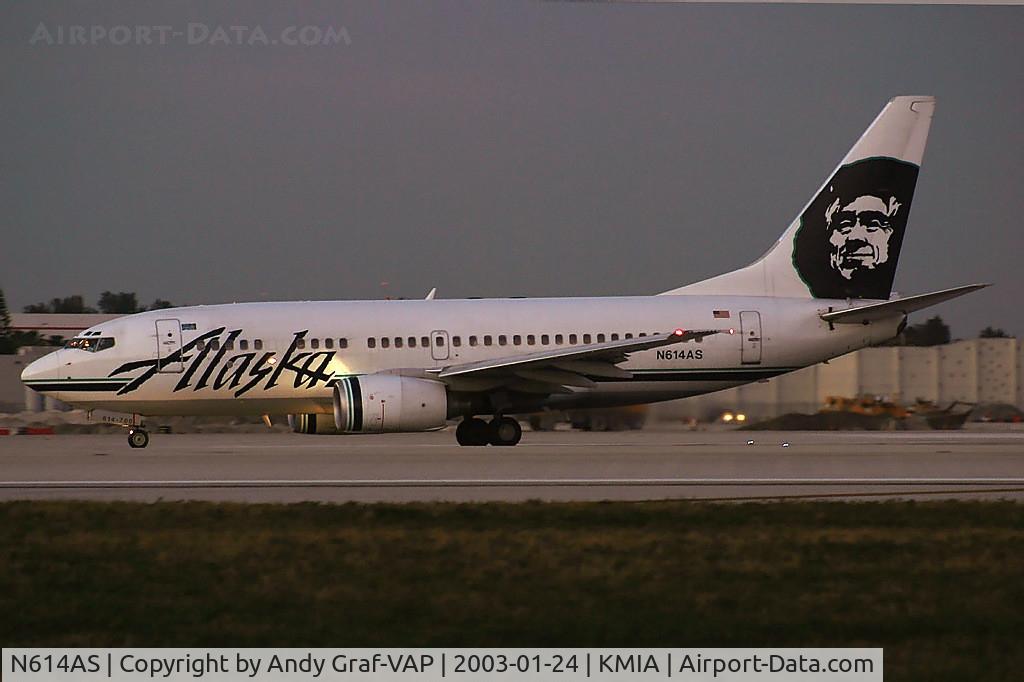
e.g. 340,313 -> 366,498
65,337 -> 116,352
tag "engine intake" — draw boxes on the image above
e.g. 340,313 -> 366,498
334,375 -> 447,433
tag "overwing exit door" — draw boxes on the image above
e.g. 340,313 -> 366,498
430,330 -> 450,361
155,319 -> 184,372
739,311 -> 762,365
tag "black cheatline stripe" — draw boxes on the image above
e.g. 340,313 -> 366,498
350,377 -> 363,431
24,378 -> 130,384
591,370 -> 791,383
26,383 -> 128,392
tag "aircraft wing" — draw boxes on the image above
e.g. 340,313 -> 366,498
433,329 -> 727,393
820,284 -> 989,324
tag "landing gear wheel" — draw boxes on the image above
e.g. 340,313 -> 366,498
128,429 -> 149,449
456,418 -> 490,446
489,417 -> 522,447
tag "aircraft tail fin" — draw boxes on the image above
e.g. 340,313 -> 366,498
662,96 -> 935,300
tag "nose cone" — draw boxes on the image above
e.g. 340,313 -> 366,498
21,351 -> 61,390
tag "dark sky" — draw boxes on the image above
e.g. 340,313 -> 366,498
2,2 -> 1021,338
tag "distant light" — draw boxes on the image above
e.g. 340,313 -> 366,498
673,328 -> 685,336
728,328 -> 736,335
736,413 -> 746,422
722,413 -> 734,422
782,442 -> 790,448
746,439 -> 755,445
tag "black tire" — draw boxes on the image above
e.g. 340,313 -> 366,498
456,418 -> 490,446
489,417 -> 522,446
128,429 -> 149,449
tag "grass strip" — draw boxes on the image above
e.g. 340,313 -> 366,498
2,500 -> 1023,681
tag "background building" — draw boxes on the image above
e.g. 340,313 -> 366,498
656,337 -> 1021,421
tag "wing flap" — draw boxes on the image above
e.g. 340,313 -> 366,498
514,368 -> 597,389
550,360 -> 633,379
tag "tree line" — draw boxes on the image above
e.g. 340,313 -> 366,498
23,291 -> 173,315
890,316 -> 1009,346
0,289 -> 174,353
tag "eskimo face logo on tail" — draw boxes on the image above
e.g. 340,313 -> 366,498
793,157 -> 919,300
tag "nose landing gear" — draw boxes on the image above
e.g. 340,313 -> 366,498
455,416 -> 522,447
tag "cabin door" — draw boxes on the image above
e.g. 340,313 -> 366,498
739,311 -> 762,365
155,319 -> 184,372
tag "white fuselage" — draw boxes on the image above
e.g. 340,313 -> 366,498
22,295 -> 900,417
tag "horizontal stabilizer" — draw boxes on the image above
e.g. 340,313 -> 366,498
820,284 -> 989,324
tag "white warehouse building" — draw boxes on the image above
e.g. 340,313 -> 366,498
661,337 -> 1022,421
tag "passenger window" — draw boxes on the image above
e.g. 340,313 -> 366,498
421,336 -> 430,347
555,334 -> 564,345
196,340 -> 206,351
611,333 -> 619,341
583,334 -> 591,344
639,332 -> 647,338
381,337 -> 390,349
597,334 -> 605,343
408,336 -> 417,348
225,340 -> 235,351
295,339 -> 304,350
484,335 -> 493,346
541,334 -> 550,345
569,334 -> 578,344
210,339 -> 220,351
513,335 -> 521,345
469,336 -> 478,347
435,336 -> 445,346
325,338 -> 334,349
367,338 -> 376,349
527,334 -> 535,345
625,333 -> 633,339
453,336 -> 462,347
339,338 -> 348,349
254,339 -> 263,350
498,335 -> 507,346
240,340 -> 249,351
395,337 -> 403,348
311,339 -> 320,349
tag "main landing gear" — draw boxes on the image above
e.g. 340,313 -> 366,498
456,416 -> 523,447
128,428 -> 150,449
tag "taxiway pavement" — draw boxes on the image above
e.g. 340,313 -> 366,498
1,429 -> 1022,503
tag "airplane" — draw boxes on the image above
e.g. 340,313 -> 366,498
21,95 -> 986,448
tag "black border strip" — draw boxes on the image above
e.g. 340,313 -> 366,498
26,382 -> 129,392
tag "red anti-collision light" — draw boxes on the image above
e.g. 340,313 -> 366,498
673,328 -> 685,336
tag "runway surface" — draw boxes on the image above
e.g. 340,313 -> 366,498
1,429 -> 1023,503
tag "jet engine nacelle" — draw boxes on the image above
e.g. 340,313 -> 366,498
334,375 -> 448,433
288,413 -> 338,435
